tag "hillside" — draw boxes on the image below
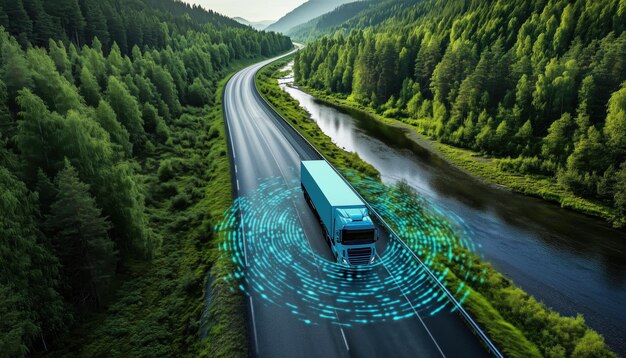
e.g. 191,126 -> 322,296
0,0 -> 291,356
266,0 -> 357,34
288,1 -> 369,42
295,0 -> 626,228
233,16 -> 275,30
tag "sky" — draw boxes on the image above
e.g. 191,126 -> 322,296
184,0 -> 307,22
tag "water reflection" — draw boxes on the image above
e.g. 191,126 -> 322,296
279,64 -> 626,354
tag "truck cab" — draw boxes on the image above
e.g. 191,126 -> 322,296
300,160 -> 378,266
333,208 -> 377,265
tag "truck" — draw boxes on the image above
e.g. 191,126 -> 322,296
301,160 -> 378,266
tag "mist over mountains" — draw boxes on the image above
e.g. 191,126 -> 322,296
266,0 -> 358,33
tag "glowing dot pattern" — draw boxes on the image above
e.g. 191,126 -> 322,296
216,172 -> 485,326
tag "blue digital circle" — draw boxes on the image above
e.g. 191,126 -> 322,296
216,172 -> 484,326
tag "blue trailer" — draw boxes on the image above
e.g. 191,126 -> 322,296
301,160 -> 377,266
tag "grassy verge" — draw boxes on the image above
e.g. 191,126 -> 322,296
295,84 -> 622,227
47,59 -> 267,357
255,58 -> 378,179
256,56 -> 616,358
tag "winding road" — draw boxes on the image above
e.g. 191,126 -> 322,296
223,51 -> 492,358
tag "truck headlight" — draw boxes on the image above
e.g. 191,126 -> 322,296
370,256 -> 375,264
342,258 -> 348,265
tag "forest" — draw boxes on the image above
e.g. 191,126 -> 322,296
259,54 -> 616,358
0,0 -> 291,356
294,0 -> 626,220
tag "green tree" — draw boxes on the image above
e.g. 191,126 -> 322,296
106,76 -> 145,153
4,0 -> 32,44
79,66 -> 101,107
572,330 -> 614,358
142,102 -> 169,144
26,47 -> 82,114
2,40 -> 32,104
81,0 -> 109,47
43,0 -> 85,44
613,163 -> 626,214
15,89 -> 62,177
94,100 -> 131,157
604,83 -> 626,160
553,4 -> 575,53
186,77 -> 211,107
45,160 -> 116,306
353,37 -> 377,103
48,40 -> 71,80
148,65 -> 181,117
514,120 -> 534,156
94,162 -> 156,259
0,166 -> 65,355
375,38 -> 398,102
23,0 -> 56,47
542,113 -> 576,163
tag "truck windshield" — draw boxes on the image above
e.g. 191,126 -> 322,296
342,229 -> 376,245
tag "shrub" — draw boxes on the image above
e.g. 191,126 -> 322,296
497,156 -> 557,176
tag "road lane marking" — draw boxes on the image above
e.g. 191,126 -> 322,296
338,321 -> 350,351
228,55 -> 350,354
252,115 -> 351,351
225,103 -> 237,160
250,296 -> 260,355
225,59 -> 293,358
257,108 -> 353,348
378,254 -> 446,358
335,328 -> 350,352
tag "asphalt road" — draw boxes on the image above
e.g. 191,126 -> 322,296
223,51 -> 492,358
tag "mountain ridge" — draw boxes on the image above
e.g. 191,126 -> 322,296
266,0 -> 358,34
233,17 -> 276,30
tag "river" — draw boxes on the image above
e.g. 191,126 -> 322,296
278,63 -> 626,355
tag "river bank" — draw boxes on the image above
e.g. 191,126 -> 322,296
256,57 -> 620,357
296,84 -> 623,228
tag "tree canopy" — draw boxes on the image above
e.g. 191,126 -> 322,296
295,0 -> 626,216
0,0 -> 291,354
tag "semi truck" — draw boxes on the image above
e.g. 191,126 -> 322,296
301,160 -> 377,266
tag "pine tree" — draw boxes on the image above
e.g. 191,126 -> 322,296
2,40 -> 32,106
0,79 -> 12,138
15,89 -> 61,178
79,66 -> 101,107
43,0 -> 85,45
23,0 -> 56,47
604,83 -> 626,161
48,40 -> 71,80
45,160 -> 115,306
376,38 -> 398,103
542,112 -> 576,163
94,99 -> 131,157
0,166 -> 66,354
106,76 -> 145,153
81,0 -> 109,48
4,0 -> 32,43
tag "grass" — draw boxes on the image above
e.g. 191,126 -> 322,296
255,59 -> 379,179
256,56 -> 616,358
297,85 -> 623,227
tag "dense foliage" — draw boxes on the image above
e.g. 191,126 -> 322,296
294,0 -> 626,219
0,0 -> 290,54
259,55 -> 616,358
0,0 -> 291,355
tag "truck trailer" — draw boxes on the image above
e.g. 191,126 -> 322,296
301,160 -> 377,266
